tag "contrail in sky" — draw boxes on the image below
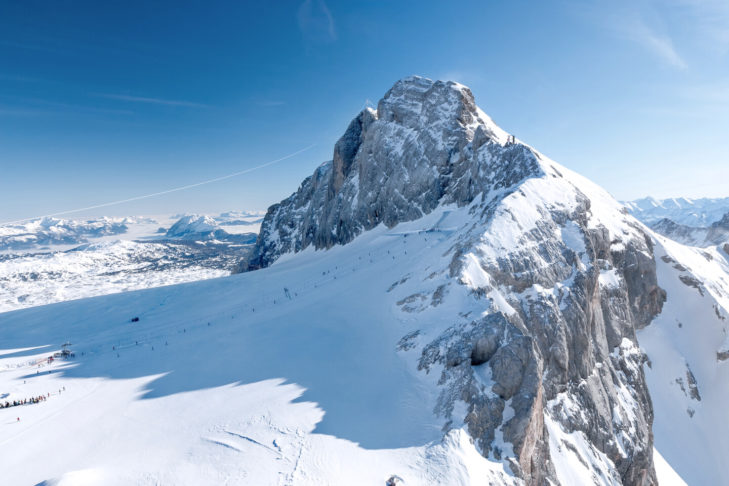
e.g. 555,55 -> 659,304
2,144 -> 316,226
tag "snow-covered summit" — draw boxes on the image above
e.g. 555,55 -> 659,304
163,214 -> 258,245
165,214 -> 219,239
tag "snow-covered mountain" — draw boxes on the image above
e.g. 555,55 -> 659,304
1,77 -> 727,485
625,196 -> 729,227
638,234 -> 729,485
166,214 -> 219,237
646,215 -> 729,247
0,216 -> 141,251
624,198 -> 729,247
164,214 -> 258,244
215,210 -> 264,228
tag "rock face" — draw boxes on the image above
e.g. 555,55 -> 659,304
712,212 -> 729,232
240,76 -> 667,485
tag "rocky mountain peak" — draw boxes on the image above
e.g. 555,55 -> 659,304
242,76 -> 537,271
378,76 -> 474,131
712,211 -> 729,229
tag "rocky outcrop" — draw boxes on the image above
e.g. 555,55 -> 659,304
239,76 -> 667,485
417,196 -> 663,484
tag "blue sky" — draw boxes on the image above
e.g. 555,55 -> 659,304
1,0 -> 727,222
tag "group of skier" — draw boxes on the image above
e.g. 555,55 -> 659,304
1,394 -> 48,409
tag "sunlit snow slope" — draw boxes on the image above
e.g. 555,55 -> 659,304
638,235 -> 729,485
0,209 -> 518,486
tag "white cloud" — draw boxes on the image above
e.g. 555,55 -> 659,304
619,15 -> 688,69
256,100 -> 286,107
297,0 -> 336,44
585,0 -> 729,68
96,93 -> 209,108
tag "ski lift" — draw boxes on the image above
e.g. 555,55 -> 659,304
60,341 -> 75,358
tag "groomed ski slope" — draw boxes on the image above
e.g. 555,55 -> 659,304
0,207 -> 518,486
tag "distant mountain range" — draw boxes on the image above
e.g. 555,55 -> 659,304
624,197 -> 729,247
624,196 -> 729,226
0,216 -> 138,251
0,212 -> 262,312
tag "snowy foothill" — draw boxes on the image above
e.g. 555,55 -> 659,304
0,211 -> 264,254
0,240 -> 233,313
